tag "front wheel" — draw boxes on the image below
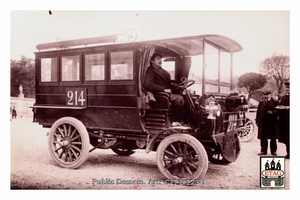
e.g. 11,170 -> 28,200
48,117 -> 90,169
156,134 -> 208,181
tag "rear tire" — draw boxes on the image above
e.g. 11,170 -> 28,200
238,113 -> 257,142
48,117 -> 90,169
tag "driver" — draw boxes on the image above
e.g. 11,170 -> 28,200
144,53 -> 184,124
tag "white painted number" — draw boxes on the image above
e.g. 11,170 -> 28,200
67,91 -> 73,105
67,90 -> 86,106
78,91 -> 86,105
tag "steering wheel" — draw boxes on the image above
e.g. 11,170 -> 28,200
175,77 -> 195,90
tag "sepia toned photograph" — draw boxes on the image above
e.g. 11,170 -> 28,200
7,4 -> 295,195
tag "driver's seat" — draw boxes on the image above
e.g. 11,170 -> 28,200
146,91 -> 173,111
143,91 -> 175,129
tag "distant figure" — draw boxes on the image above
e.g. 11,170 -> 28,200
32,103 -> 38,123
12,107 -> 17,119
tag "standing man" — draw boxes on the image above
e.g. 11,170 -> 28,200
277,82 -> 290,159
256,91 -> 279,155
144,52 -> 184,124
12,107 -> 17,119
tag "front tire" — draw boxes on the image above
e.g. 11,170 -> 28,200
48,117 -> 90,169
156,134 -> 208,181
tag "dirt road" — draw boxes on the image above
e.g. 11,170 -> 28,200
10,116 -> 290,190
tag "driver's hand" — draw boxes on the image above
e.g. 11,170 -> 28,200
164,89 -> 172,93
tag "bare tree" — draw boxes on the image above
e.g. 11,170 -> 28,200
259,54 -> 289,94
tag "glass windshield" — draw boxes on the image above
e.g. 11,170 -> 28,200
188,41 -> 232,94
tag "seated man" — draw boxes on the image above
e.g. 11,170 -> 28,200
144,53 -> 184,124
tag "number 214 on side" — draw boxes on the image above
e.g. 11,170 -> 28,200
66,88 -> 87,107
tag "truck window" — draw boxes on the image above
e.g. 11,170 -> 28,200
61,55 -> 80,81
41,57 -> 58,82
110,51 -> 133,80
85,53 -> 105,81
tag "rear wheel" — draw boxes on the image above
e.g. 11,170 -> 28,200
48,117 -> 90,169
156,134 -> 208,182
238,114 -> 257,142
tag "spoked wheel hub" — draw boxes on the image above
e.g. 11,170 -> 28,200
58,137 -> 72,147
48,117 -> 90,169
156,134 -> 208,182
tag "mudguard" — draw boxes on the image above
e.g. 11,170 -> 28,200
214,130 -> 241,162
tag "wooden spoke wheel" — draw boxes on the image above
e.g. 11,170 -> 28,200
48,117 -> 90,169
238,114 -> 257,142
156,134 -> 208,181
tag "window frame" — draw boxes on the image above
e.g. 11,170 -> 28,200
83,51 -> 107,84
59,53 -> 82,84
108,48 -> 135,84
38,55 -> 59,85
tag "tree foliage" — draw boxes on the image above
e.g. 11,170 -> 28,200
10,56 -> 35,98
259,54 -> 289,94
237,72 -> 267,99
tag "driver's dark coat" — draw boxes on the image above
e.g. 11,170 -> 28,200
144,64 -> 175,93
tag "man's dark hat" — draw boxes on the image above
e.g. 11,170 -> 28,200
263,91 -> 271,95
151,53 -> 162,60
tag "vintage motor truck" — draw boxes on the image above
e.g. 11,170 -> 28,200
32,32 -> 248,182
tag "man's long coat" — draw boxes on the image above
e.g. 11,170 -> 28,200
256,98 -> 279,139
144,65 -> 175,93
278,94 -> 290,144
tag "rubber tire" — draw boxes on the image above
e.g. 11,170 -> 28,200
238,113 -> 257,142
156,134 -> 208,181
48,117 -> 90,169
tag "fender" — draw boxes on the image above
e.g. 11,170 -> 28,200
214,130 -> 241,162
145,129 -> 178,153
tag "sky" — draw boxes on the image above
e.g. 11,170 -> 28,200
10,10 -> 290,77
